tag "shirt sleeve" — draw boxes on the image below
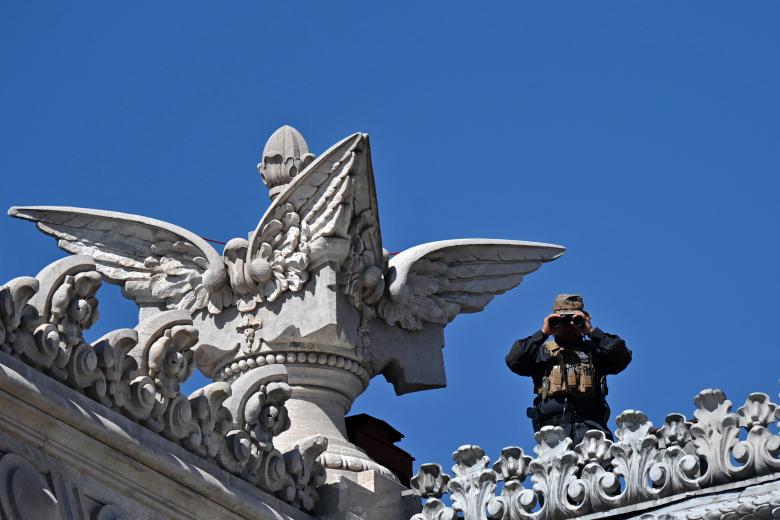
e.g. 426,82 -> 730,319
505,330 -> 549,376
589,327 -> 632,375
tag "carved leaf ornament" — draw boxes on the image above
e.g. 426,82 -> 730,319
0,257 -> 327,512
411,390 -> 780,520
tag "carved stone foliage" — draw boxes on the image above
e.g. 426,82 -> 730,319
284,434 -> 329,511
411,387 -> 780,520
0,257 -> 327,512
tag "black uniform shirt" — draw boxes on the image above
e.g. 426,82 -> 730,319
505,328 -> 632,422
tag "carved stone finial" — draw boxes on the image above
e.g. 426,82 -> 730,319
257,125 -> 315,199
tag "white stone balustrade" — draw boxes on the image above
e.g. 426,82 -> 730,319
410,389 -> 780,520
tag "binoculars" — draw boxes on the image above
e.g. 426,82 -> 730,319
549,314 -> 586,328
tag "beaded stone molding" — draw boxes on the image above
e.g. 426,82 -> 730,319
216,350 -> 371,387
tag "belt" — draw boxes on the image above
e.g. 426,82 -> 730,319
538,410 -> 591,426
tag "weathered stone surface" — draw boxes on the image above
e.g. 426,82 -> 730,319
317,469 -> 421,520
9,126 -> 564,482
0,350 -> 313,520
626,479 -> 780,520
0,256 -> 327,513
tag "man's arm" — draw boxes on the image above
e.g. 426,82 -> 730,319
505,330 -> 548,376
589,328 -> 632,374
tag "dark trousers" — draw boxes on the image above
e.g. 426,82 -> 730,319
548,419 -> 614,446
528,408 -> 614,446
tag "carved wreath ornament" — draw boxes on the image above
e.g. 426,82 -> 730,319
410,391 -> 780,520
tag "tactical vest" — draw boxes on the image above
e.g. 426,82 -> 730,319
536,341 -> 605,400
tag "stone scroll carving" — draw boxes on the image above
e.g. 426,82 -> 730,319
411,388 -> 780,520
0,256 -> 327,512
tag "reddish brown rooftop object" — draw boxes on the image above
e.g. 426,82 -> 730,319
345,414 -> 414,485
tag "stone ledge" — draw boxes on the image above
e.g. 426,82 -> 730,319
578,474 -> 780,520
0,350 -> 313,520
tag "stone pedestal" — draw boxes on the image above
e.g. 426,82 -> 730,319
316,470 -> 420,520
275,366 -> 397,481
191,251 -> 546,484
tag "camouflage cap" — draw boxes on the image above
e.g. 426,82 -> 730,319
552,294 -> 585,315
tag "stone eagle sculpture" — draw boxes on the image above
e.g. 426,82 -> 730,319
10,127 -> 562,332
9,125 -> 565,479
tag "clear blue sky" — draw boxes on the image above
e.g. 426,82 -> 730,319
2,3 -> 779,472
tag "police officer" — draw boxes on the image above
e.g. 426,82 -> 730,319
505,294 -> 632,445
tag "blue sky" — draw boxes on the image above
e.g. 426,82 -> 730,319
2,2 -> 779,472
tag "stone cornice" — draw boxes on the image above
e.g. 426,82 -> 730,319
0,350 -> 313,520
0,256 -> 327,514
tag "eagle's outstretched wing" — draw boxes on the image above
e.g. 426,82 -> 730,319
243,133 -> 382,306
8,206 -> 231,314
376,239 -> 565,330
9,133 -> 382,316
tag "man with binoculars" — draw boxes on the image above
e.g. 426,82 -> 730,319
505,294 -> 632,444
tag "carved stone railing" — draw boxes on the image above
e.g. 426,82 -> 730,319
409,388 -> 780,520
0,255 -> 327,512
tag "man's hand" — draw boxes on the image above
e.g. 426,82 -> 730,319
541,313 -> 557,336
543,311 -> 593,336
574,311 -> 594,334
